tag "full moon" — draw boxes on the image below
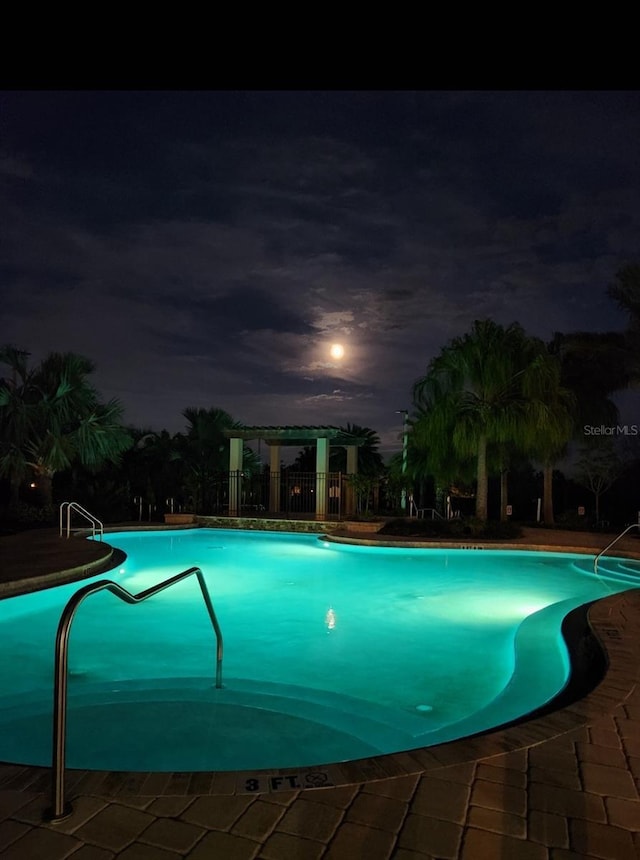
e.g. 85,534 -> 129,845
330,343 -> 345,359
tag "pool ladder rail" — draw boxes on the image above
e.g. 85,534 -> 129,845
594,522 -> 640,575
59,501 -> 104,541
44,566 -> 223,824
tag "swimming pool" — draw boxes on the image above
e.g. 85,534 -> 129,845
0,528 -> 637,772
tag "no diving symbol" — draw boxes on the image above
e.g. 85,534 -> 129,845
304,771 -> 332,788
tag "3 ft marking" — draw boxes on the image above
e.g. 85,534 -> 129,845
270,775 -> 302,790
244,774 -> 301,792
244,771 -> 333,792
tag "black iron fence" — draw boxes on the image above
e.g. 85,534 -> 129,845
210,471 -> 354,519
127,470 -> 401,521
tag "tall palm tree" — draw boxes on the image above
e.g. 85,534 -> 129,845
524,364 -> 575,526
490,441 -> 529,522
409,402 -> 476,515
412,320 -> 560,520
0,348 -> 132,506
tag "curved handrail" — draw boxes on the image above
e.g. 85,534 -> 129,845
594,523 -> 640,574
59,502 -> 104,541
44,566 -> 223,823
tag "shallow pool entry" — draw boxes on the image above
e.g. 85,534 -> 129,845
0,529 -> 637,771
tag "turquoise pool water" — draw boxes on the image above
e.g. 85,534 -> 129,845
0,528 -> 637,772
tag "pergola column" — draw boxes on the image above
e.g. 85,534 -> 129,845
315,437 -> 329,521
223,425 -> 367,521
269,444 -> 281,513
228,437 -> 243,516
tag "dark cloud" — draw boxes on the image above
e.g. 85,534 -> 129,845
2,91 -> 640,452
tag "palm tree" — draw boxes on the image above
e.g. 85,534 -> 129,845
177,407 -> 236,513
118,428 -> 184,516
537,331 -> 631,525
290,446 -> 316,472
608,263 -> 640,331
408,402 -> 476,516
412,320 -> 560,520
522,356 -> 575,525
491,441 -> 527,522
177,407 -> 260,513
548,331 -> 629,428
0,346 -> 33,504
0,348 -> 132,506
606,263 -> 640,386
329,424 -> 385,476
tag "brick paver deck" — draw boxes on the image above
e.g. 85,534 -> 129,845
1,526 -> 639,858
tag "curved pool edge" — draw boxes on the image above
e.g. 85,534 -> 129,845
0,546 -> 131,601
322,531 -> 640,558
3,523 -> 640,601
1,585 -> 638,801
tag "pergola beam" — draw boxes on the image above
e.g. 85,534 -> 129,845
223,425 -> 367,447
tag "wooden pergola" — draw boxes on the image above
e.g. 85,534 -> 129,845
223,425 -> 368,519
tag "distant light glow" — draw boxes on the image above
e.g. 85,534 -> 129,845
330,343 -> 344,359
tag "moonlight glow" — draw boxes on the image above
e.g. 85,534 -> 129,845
330,343 -> 345,359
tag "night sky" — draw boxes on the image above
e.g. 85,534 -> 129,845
3,90 -> 640,458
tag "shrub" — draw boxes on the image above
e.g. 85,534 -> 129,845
476,520 -> 522,539
1,503 -> 57,530
554,511 -> 592,531
378,517 -> 522,540
378,518 -> 449,537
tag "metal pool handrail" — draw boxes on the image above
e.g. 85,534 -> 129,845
59,501 -> 104,540
594,523 -> 640,574
44,566 -> 223,823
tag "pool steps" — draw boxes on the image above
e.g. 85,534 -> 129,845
0,589 -> 576,776
0,594 -> 598,773
0,676 -> 443,770
571,557 -> 640,585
